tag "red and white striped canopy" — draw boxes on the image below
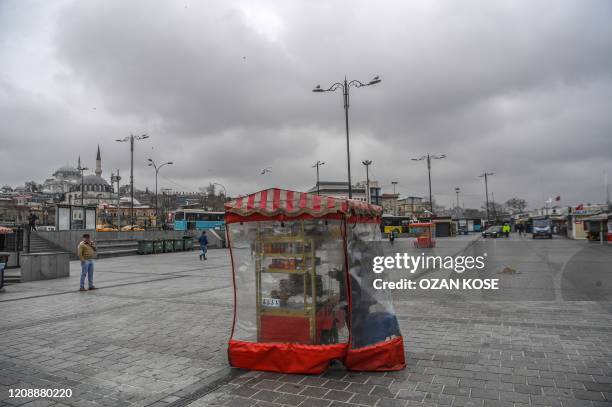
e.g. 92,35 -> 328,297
225,188 -> 382,218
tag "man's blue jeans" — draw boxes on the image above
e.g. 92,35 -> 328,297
80,260 -> 94,289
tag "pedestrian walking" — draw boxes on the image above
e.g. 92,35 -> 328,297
77,233 -> 97,291
198,231 -> 208,260
517,224 -> 524,237
389,229 -> 396,245
28,212 -> 38,231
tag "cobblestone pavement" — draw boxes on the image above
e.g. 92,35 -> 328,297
1,236 -> 611,407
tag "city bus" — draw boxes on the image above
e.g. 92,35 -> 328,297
173,210 -> 225,231
381,215 -> 412,234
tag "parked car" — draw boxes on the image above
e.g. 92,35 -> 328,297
482,225 -> 502,238
532,218 -> 553,239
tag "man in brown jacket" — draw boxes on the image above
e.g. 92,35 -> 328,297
78,233 -> 97,291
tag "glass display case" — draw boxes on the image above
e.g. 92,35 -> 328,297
225,188 -> 405,374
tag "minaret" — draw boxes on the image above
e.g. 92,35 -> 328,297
95,145 -> 102,177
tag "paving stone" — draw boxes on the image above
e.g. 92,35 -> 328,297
299,398 -> 332,407
376,397 -> 407,407
347,392 -> 378,406
322,389 -> 352,402
572,390 -> 606,401
2,243 -> 611,407
299,386 -> 329,398
470,388 -> 499,400
273,392 -> 306,406
514,383 -> 542,395
251,389 -> 279,402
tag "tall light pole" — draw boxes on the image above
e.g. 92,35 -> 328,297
213,182 -> 227,197
77,157 -> 88,206
313,75 -> 381,198
391,181 -> 398,215
455,187 -> 461,218
213,182 -> 228,209
111,170 -> 121,229
362,160 -> 372,204
412,154 -> 446,216
148,158 -> 173,228
479,172 -> 494,223
312,161 -> 325,195
116,133 -> 149,226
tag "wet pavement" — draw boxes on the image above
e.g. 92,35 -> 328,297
1,235 -> 611,407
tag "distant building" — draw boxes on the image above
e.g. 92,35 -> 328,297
307,181 -> 379,203
381,193 -> 399,215
355,180 -> 381,205
398,196 -> 431,217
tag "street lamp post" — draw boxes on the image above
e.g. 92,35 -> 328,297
313,75 -> 381,199
391,181 -> 398,215
455,187 -> 461,218
312,161 -> 325,195
479,172 -> 494,224
362,160 -> 372,204
213,182 -> 227,197
116,133 -> 149,226
147,159 -> 173,228
111,170 -> 121,229
77,158 -> 88,206
412,154 -> 446,216
213,182 -> 228,209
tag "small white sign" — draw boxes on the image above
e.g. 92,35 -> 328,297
262,298 -> 280,307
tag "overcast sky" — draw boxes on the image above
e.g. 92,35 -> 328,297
1,0 -> 611,209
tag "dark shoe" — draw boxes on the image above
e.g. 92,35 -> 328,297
204,256 -> 207,260
88,286 -> 96,290
79,288 -> 87,291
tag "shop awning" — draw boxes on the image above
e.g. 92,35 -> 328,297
581,213 -> 611,222
225,188 -> 382,218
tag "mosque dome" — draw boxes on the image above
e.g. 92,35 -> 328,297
82,175 -> 110,186
53,165 -> 79,178
70,174 -> 111,193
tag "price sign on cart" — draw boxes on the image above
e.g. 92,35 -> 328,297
262,298 -> 280,307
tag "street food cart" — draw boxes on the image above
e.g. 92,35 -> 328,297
225,189 -> 405,374
410,222 -> 436,248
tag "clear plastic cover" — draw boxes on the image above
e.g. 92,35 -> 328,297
229,219 -> 349,345
347,222 -> 402,349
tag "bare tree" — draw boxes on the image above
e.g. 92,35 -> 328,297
505,198 -> 527,214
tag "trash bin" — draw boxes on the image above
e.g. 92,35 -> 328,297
137,240 -> 154,255
153,240 -> 164,254
182,236 -> 194,250
0,252 -> 9,290
174,239 -> 184,251
164,240 -> 175,253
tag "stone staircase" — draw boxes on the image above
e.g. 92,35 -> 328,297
95,239 -> 138,258
29,233 -> 138,259
27,232 -> 68,254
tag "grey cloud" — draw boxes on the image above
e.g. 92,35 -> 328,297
1,0 -> 611,209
